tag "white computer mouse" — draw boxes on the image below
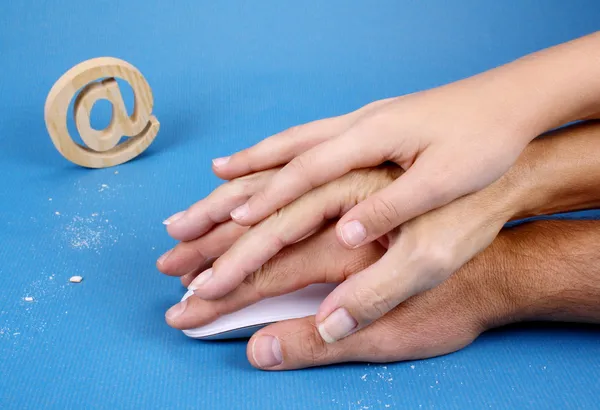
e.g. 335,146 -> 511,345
180,283 -> 337,340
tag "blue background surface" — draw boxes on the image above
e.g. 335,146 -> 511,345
1,1 -> 599,409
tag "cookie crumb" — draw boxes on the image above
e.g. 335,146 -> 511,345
69,276 -> 83,283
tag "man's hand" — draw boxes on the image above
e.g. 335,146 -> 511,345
166,219 -> 600,370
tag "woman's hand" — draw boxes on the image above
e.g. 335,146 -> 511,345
164,218 -> 600,370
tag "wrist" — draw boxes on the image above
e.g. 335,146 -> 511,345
466,226 -> 553,329
478,220 -> 600,327
474,32 -> 600,140
453,235 -> 519,331
499,121 -> 600,220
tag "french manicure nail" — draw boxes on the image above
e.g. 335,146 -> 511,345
163,211 -> 185,225
252,335 -> 283,368
157,249 -> 172,265
230,203 -> 249,220
166,299 -> 187,321
188,268 -> 213,291
318,308 -> 358,343
212,156 -> 231,167
340,220 -> 367,247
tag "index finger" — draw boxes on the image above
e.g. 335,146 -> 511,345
212,98 -> 396,181
229,130 -> 386,227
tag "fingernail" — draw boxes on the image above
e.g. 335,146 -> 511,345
163,211 -> 185,225
166,299 -> 187,321
188,268 -> 213,291
230,203 -> 249,220
252,335 -> 283,368
340,220 -> 367,247
212,156 -> 231,167
318,308 -> 358,343
157,249 -> 172,265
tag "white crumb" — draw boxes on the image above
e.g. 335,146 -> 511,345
55,211 -> 60,215
48,198 -> 52,201
69,276 -> 83,283
114,171 -> 119,174
24,296 -> 34,302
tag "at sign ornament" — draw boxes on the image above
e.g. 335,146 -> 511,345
44,57 -> 159,168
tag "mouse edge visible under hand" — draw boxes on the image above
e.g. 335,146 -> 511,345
179,283 -> 338,340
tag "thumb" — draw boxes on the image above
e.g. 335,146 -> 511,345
336,154 -> 460,249
314,236 -> 449,343
246,316 -> 374,370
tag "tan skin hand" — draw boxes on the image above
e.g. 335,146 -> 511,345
165,222 -> 495,367
166,220 -> 600,371
246,224 -> 497,370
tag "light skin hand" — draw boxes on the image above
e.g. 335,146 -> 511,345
159,121 -> 600,342
206,31 -> 600,243
168,219 -> 600,370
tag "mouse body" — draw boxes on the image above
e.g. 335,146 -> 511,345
180,283 -> 337,340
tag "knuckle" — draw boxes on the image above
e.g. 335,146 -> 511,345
250,248 -> 297,297
213,179 -> 247,204
189,244 -> 208,264
243,270 -> 270,300
296,324 -> 328,365
352,286 -> 394,322
339,246 -> 381,280
287,155 -> 311,178
280,124 -> 304,140
410,241 -> 456,289
364,196 -> 401,231
251,188 -> 271,208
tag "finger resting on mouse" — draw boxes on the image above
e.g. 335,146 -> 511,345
165,224 -> 384,330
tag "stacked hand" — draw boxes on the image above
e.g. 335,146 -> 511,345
157,32 -> 600,369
